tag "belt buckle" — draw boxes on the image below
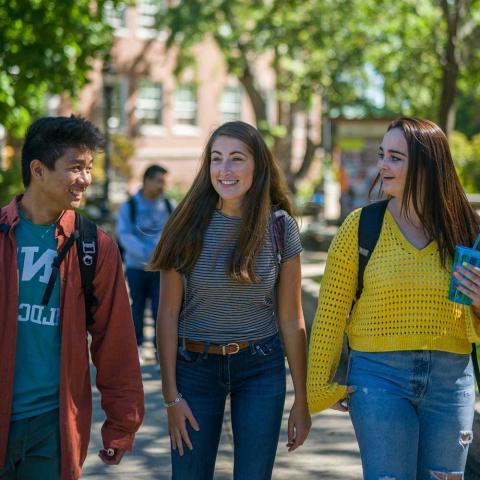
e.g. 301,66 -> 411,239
222,342 -> 240,355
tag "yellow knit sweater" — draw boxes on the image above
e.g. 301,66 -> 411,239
307,208 -> 480,414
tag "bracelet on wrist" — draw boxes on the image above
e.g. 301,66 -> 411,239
164,392 -> 183,408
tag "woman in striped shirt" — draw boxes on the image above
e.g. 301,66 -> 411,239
150,121 -> 311,479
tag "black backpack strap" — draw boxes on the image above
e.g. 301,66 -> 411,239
75,214 -> 98,327
472,344 -> 480,389
356,199 -> 389,300
128,196 -> 136,224
41,230 -> 79,306
164,197 -> 173,215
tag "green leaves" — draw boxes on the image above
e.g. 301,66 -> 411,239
0,0 -> 121,134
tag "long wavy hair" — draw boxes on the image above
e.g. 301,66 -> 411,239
369,116 -> 479,266
149,121 -> 295,283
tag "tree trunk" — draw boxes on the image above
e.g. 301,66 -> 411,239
239,66 -> 268,132
438,0 -> 461,134
295,136 -> 319,182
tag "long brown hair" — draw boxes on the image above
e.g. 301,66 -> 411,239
370,116 -> 479,266
149,121 -> 295,282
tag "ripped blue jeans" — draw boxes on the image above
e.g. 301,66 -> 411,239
171,333 -> 286,480
348,350 -> 475,480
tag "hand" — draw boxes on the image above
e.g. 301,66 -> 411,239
286,400 -> 311,452
331,386 -> 357,412
454,263 -> 480,312
167,398 -> 200,456
98,448 -> 126,465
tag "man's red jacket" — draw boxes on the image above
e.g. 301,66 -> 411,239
0,197 -> 145,479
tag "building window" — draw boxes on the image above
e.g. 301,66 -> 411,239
174,86 -> 197,126
104,1 -> 127,30
138,0 -> 164,33
110,81 -> 128,131
136,80 -> 163,127
220,87 -> 242,122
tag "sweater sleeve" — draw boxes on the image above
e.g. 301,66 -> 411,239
466,306 -> 480,343
307,209 -> 360,414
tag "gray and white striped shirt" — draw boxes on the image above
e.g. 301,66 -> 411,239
178,210 -> 302,343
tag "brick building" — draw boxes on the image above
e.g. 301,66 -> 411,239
60,1 -> 270,197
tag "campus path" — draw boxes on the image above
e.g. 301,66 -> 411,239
82,361 -> 362,480
81,248 -> 362,479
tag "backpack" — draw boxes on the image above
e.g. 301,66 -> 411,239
356,199 -> 480,387
0,209 -> 98,328
118,196 -> 174,261
271,208 -> 288,266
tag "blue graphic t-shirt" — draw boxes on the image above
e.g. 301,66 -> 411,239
12,212 -> 61,420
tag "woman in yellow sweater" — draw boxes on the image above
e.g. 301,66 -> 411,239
307,116 -> 480,479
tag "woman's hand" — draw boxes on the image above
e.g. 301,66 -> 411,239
330,386 -> 357,412
286,400 -> 311,452
167,398 -> 200,456
454,263 -> 480,314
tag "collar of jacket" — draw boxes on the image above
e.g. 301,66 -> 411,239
2,195 -> 76,239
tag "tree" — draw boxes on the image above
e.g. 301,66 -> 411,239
367,0 -> 480,134
0,0 -> 122,135
450,131 -> 480,192
157,0 -> 376,188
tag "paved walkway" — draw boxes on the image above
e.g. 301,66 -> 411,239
81,248 -> 363,479
82,361 -> 362,479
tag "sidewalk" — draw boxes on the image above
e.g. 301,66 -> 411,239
82,247 -> 363,479
82,362 -> 362,479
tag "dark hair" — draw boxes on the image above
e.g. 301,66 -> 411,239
21,115 -> 105,187
370,116 -> 480,266
143,164 -> 168,183
149,121 -> 295,283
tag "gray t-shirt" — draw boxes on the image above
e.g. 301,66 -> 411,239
178,210 -> 302,343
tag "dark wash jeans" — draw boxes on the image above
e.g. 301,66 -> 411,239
125,268 -> 160,346
0,408 -> 60,480
172,333 -> 286,480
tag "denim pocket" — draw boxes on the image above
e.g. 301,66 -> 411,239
176,347 -> 206,366
252,334 -> 282,357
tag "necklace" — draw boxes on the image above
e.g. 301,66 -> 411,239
38,222 -> 57,240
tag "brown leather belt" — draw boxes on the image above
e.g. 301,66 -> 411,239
184,340 -> 249,356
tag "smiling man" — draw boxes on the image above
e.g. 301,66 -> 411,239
0,116 -> 144,480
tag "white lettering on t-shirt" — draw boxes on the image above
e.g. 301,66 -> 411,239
20,247 -> 57,283
43,307 -> 59,326
30,305 -> 43,324
17,303 -> 59,327
18,303 -> 31,322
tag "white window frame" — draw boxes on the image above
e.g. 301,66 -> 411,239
220,86 -> 242,122
104,78 -> 128,133
136,80 -> 164,135
173,85 -> 199,135
137,0 -> 166,39
104,1 -> 128,34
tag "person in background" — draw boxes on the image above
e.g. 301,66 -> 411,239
117,164 -> 174,362
307,116 -> 480,480
150,121 -> 311,479
0,116 -> 144,480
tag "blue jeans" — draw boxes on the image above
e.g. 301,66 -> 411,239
347,349 -> 475,480
125,268 -> 160,346
0,409 -> 60,480
172,334 -> 286,480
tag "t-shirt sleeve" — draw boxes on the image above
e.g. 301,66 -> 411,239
281,214 -> 303,263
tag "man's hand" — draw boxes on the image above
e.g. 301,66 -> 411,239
98,448 -> 126,465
